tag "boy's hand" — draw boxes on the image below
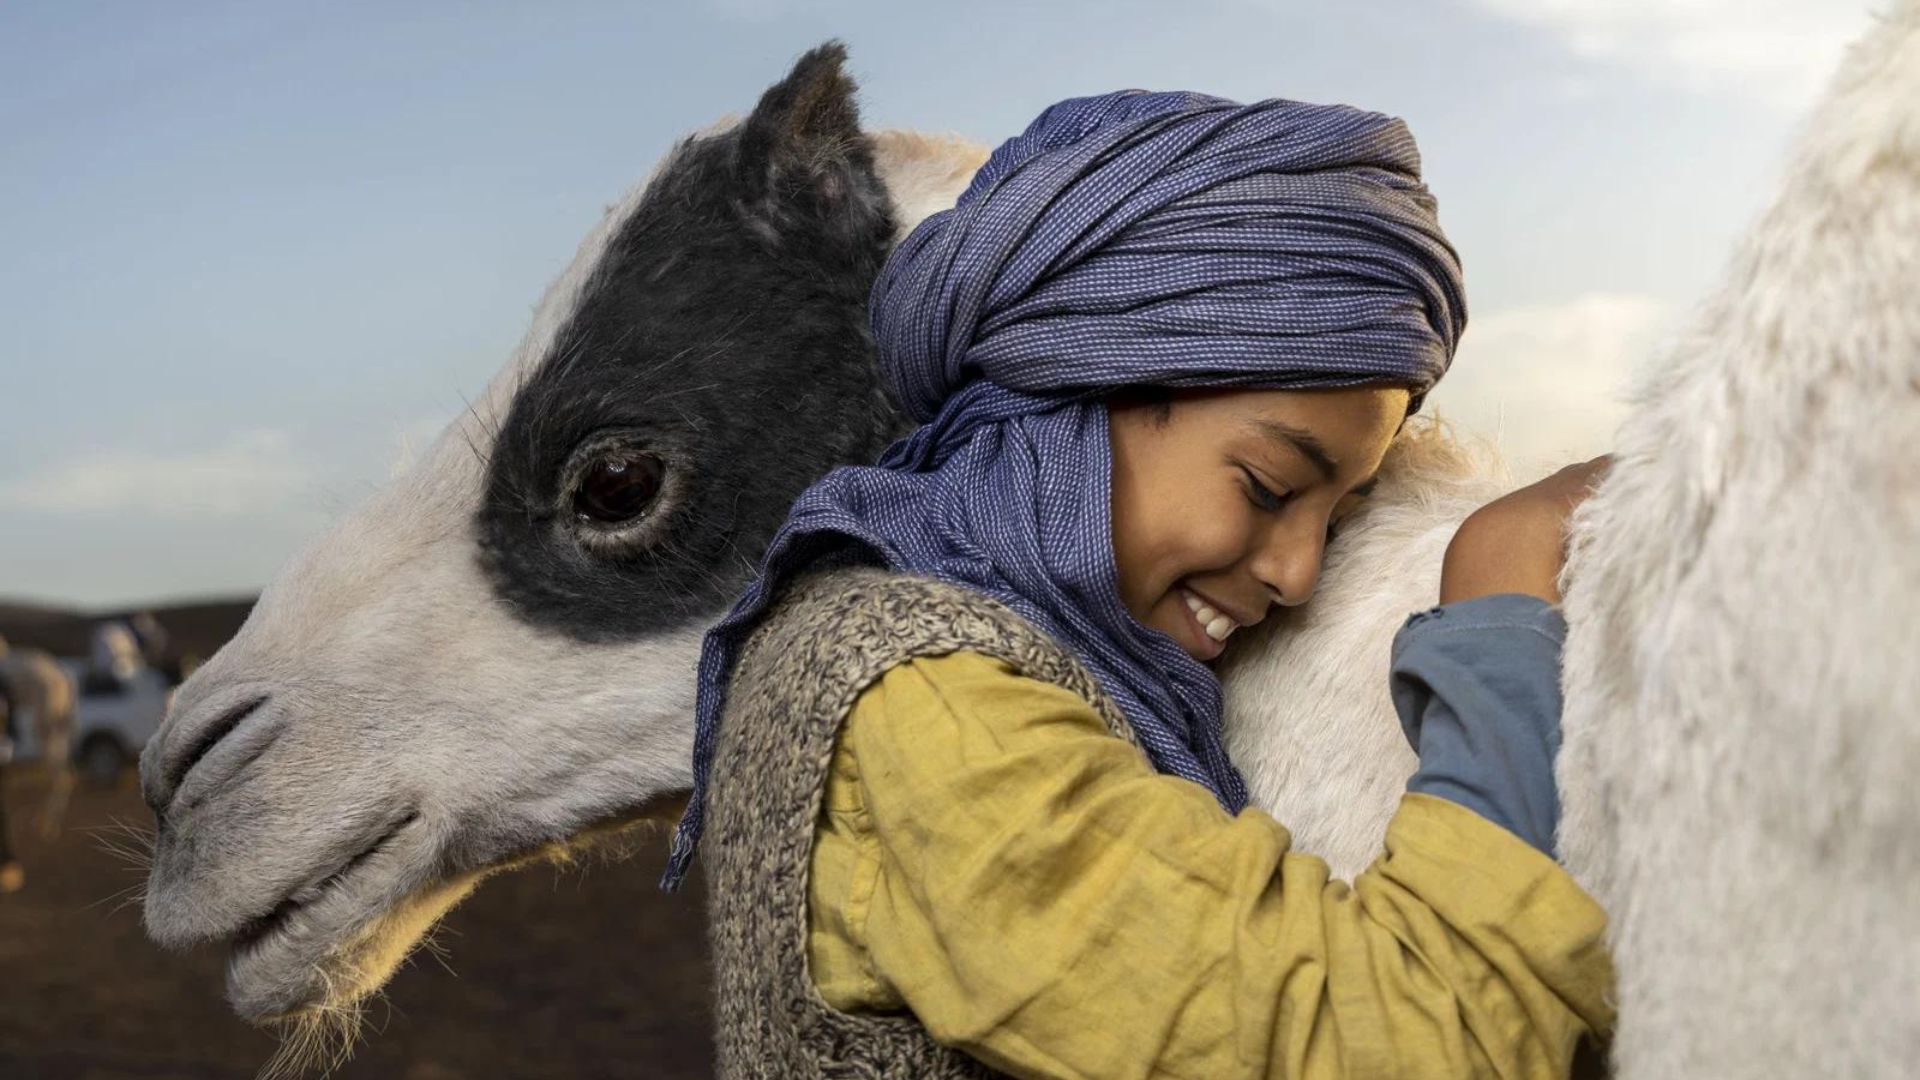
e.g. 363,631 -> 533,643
1440,455 -> 1613,606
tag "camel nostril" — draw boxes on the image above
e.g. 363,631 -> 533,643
162,694 -> 271,805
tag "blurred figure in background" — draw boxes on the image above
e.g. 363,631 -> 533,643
87,621 -> 144,692
128,611 -> 172,676
0,667 -> 18,892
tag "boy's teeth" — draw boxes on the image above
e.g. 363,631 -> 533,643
1183,590 -> 1237,643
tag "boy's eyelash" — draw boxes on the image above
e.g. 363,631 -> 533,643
1238,466 -> 1289,512
1237,462 -> 1346,542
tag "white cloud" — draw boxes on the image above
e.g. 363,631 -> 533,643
1466,0 -> 1877,110
1426,293 -> 1671,473
0,429 -> 317,519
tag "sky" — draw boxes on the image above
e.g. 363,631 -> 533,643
0,0 -> 1883,608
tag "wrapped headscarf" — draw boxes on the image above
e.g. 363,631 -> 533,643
665,89 -> 1466,887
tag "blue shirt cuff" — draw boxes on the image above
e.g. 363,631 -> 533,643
1389,593 -> 1567,856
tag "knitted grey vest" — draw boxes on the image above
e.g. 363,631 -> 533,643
703,566 -> 1139,1079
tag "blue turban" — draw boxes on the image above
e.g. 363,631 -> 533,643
665,89 -> 1466,887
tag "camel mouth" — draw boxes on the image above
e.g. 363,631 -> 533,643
219,796 -> 680,1022
224,811 -> 432,1020
219,790 -> 693,1023
230,811 -> 420,962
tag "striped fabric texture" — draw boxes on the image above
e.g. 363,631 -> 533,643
666,89 -> 1466,887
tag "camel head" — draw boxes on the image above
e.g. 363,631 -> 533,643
138,43 -> 985,1032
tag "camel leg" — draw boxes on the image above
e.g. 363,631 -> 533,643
36,760 -> 72,840
34,708 -> 74,839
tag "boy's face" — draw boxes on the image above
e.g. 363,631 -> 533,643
1107,385 -> 1407,663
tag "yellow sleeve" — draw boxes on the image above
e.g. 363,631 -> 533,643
807,650 -> 1614,1080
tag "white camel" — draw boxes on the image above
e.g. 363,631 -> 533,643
1221,9 -> 1920,1075
1554,11 -> 1920,1073
139,12 -> 1917,1077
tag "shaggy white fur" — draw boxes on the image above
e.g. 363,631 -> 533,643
1223,5 -> 1918,1074
871,130 -> 991,244
1554,3 -> 1920,1075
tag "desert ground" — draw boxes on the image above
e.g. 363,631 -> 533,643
0,764 -> 714,1080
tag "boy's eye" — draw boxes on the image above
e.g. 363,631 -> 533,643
1240,467 -> 1289,513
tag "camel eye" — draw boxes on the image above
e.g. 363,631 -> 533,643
573,452 -> 665,525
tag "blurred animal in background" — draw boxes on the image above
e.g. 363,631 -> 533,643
139,8 -> 1917,1076
0,634 -> 77,840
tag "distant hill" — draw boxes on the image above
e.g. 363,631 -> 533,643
0,596 -> 256,667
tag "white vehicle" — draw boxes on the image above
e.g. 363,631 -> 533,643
74,663 -> 172,784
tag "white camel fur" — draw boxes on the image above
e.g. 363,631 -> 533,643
136,14 -> 1917,1076
1224,7 -> 1920,1075
1553,7 -> 1920,1075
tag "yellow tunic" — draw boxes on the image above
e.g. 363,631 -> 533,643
807,650 -> 1614,1080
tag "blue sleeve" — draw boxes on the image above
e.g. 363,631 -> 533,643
1388,592 -> 1567,856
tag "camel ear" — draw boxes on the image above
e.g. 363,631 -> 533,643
733,42 -> 889,246
739,42 -> 862,162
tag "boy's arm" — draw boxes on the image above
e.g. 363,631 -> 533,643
814,649 -> 1612,1080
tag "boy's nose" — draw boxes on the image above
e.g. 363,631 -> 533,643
1251,533 -> 1324,609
